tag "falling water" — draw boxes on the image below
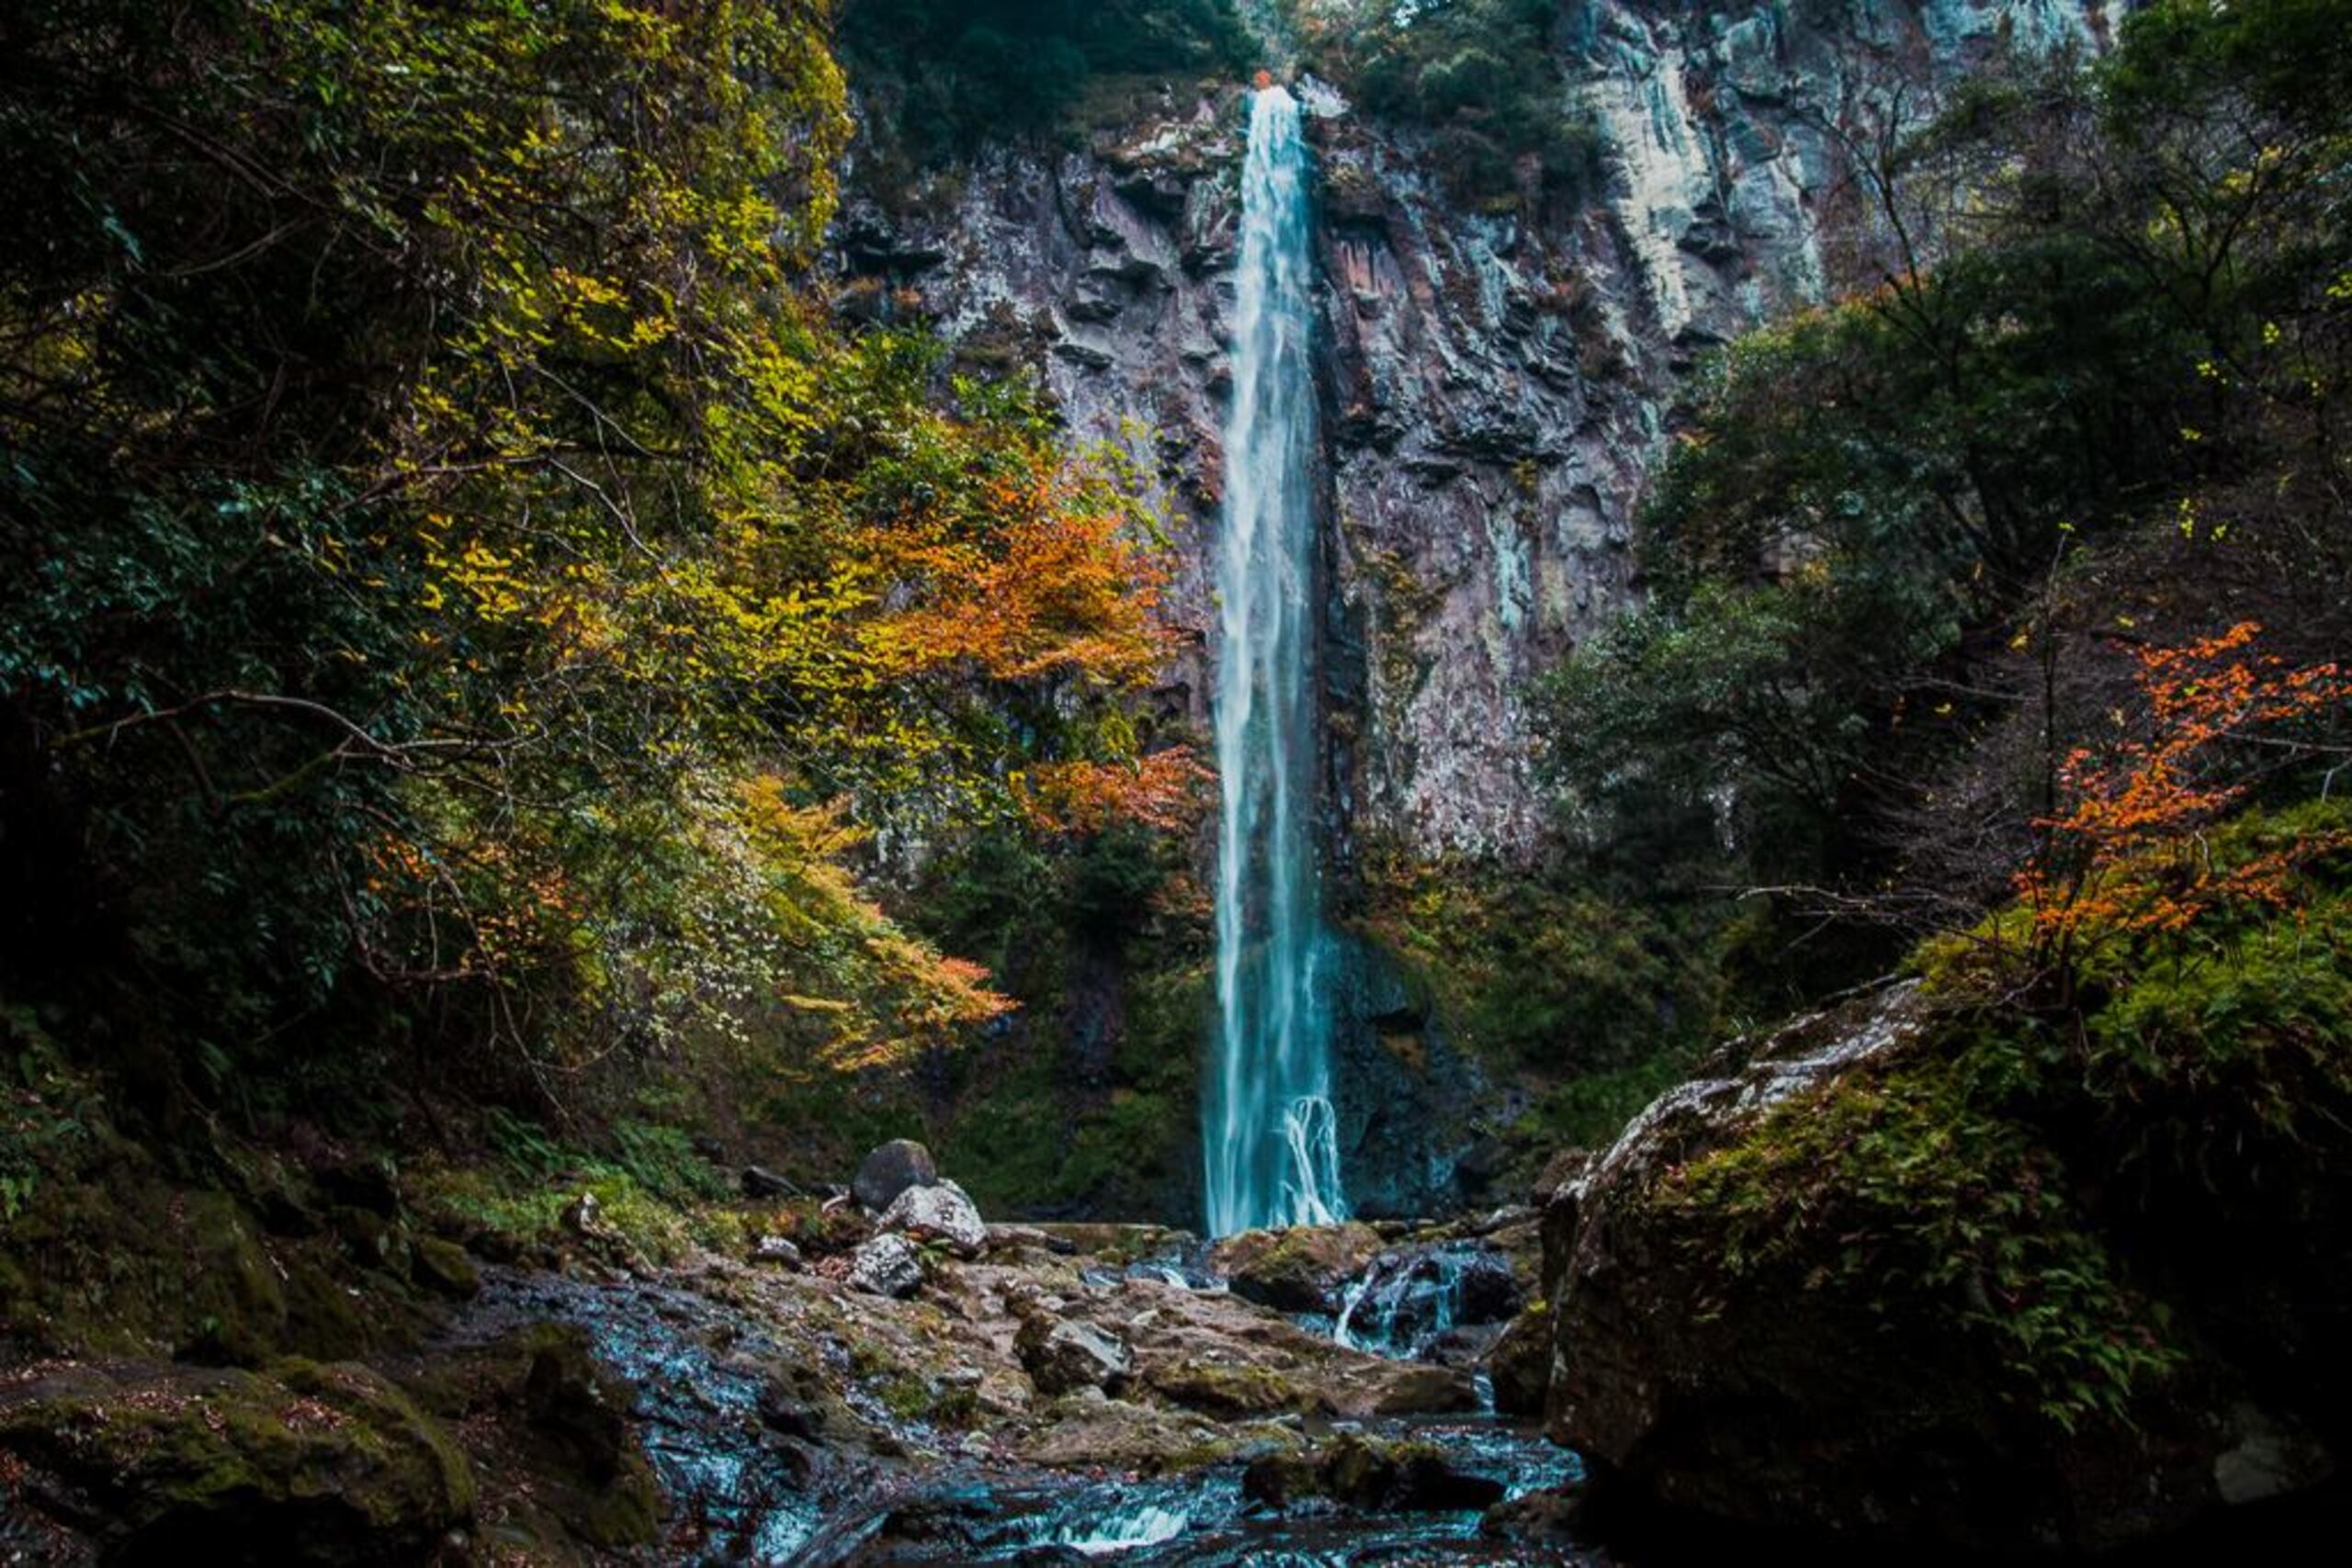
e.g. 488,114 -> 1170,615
1204,84 -> 1346,1237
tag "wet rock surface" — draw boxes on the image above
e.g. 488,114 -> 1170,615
0,1180 -> 1585,1566
1244,1432 -> 1509,1514
437,1217 -> 1577,1563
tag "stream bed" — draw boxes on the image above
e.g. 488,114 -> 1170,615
444,1226 -> 1595,1566
797,1414 -> 1587,1565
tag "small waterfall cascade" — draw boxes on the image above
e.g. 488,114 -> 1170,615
1332,1243 -> 1520,1361
1204,83 -> 1346,1238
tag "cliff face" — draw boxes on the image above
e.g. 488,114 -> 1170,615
835,0 -> 2120,1216
835,0 -> 2120,859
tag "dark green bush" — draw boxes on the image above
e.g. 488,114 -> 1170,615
841,0 -> 1253,165
1307,0 -> 1601,208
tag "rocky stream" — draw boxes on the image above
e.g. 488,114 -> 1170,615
427,1144 -> 1591,1565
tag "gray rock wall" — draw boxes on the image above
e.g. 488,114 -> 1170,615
835,0 -> 2120,859
832,1 -> 2121,1217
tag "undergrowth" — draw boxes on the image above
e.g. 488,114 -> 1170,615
1658,797 -> 2352,1431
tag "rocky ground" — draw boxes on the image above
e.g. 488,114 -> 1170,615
0,1131 -> 1583,1565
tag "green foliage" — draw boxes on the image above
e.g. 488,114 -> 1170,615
1356,846 -> 1720,1076
1296,0 -> 1601,207
840,0 -> 1253,166
420,1117 -> 741,1267
0,1008 -> 96,1221
1671,798 -> 2352,1430
936,958 -> 1211,1219
481,1109 -> 727,1208
1345,841 -> 1728,1163
1541,0 -> 2352,965
0,0 -> 1188,1134
1521,1049 -> 1700,1153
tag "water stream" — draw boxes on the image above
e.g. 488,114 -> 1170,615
1205,82 -> 1347,1238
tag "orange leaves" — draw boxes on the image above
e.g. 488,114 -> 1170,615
865,450 -> 1174,687
358,828 -> 585,983
2016,621 -> 2350,958
1015,748 -> 1213,836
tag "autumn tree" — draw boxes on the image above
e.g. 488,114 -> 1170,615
0,0 -> 1186,1111
2013,623 -> 2349,979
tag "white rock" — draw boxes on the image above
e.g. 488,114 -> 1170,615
847,1233 -> 923,1298
879,1178 -> 987,1258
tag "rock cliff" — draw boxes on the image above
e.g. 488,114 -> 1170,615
831,0 -> 2122,856
831,1 -> 2125,1216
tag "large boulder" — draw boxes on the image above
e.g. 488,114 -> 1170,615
0,1359 -> 473,1564
1142,1360 -> 1307,1416
847,1233 -> 925,1298
853,1139 -> 938,1214
1208,1223 -> 1385,1314
1016,1315 -> 1133,1397
877,1178 -> 986,1258
1544,979 -> 2346,1553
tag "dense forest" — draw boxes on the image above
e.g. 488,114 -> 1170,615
1,0 -> 2348,1562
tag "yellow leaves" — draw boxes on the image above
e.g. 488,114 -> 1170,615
777,994 -> 853,1014
427,537 -> 532,620
730,774 -> 1012,1069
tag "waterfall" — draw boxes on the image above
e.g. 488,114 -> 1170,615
1204,84 -> 1346,1238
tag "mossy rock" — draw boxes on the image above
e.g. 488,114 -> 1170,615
1019,1396 -> 1298,1474
409,1237 -> 481,1301
0,1359 -> 473,1564
1547,944 -> 2351,1552
1141,1360 -> 1306,1417
1242,1433 -> 1505,1513
403,1323 -> 660,1553
1207,1223 -> 1384,1314
0,1126 -> 402,1365
1486,1302 -> 1551,1418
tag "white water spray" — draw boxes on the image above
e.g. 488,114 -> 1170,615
1204,85 -> 1345,1237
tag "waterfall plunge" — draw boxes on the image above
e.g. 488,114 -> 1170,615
1204,85 -> 1345,1238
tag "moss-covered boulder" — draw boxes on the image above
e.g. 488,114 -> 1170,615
1207,1223 -> 1384,1314
1017,1396 -> 1298,1474
0,1359 -> 472,1563
401,1323 -> 660,1554
1544,944 -> 2349,1554
1141,1359 -> 1306,1416
1242,1433 -> 1505,1513
0,1078 -> 424,1368
409,1236 -> 481,1301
